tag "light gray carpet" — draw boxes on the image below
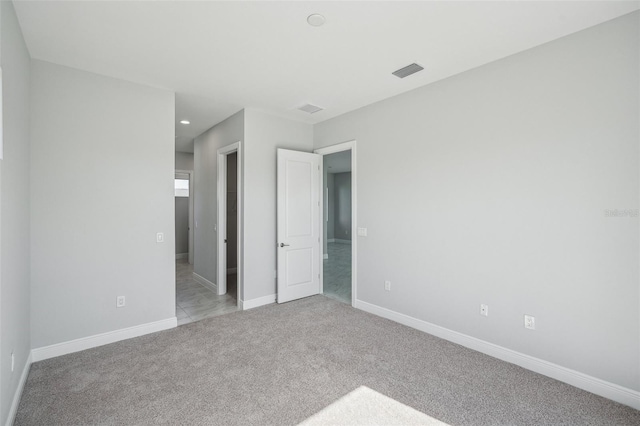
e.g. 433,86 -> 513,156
15,296 -> 640,425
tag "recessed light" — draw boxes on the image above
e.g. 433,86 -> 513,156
307,14 -> 325,27
180,120 -> 190,125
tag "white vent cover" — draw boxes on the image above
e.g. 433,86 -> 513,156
392,63 -> 424,78
298,103 -> 324,114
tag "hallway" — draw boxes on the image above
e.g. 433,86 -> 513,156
175,259 -> 238,325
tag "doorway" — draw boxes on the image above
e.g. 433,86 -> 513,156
174,170 -> 193,264
217,141 -> 243,306
322,151 -> 352,304
274,141 -> 357,306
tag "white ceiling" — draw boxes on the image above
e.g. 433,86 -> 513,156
14,1 -> 640,153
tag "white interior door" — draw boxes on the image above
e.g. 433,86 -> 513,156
277,149 -> 321,303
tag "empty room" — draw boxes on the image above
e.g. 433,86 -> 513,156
1,1 -> 639,425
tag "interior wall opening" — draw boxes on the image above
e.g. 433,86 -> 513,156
322,150 -> 353,304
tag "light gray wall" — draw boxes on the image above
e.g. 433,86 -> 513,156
314,12 -> 639,391
243,109 -> 313,301
0,2 -> 31,423
333,172 -> 352,241
30,60 -> 176,348
193,110 -> 244,284
327,173 -> 335,240
175,152 -> 194,171
227,152 -> 237,270
175,197 -> 189,255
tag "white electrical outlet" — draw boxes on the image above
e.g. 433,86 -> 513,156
116,296 -> 126,308
524,315 -> 535,330
480,304 -> 489,317
156,232 -> 164,243
384,280 -> 391,291
11,352 -> 14,373
357,227 -> 368,237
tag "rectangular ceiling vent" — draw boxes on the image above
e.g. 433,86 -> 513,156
392,63 -> 424,78
298,103 -> 324,114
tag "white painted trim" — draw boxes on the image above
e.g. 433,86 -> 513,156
31,317 -> 177,363
327,238 -> 336,243
227,267 -> 237,274
5,352 -> 32,426
241,294 -> 276,310
175,253 -> 188,260
323,254 -> 329,260
315,140 -> 357,308
334,239 -> 352,245
355,299 -> 640,410
217,141 -> 243,306
193,272 -> 217,292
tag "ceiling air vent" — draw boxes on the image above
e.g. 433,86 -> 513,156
392,63 -> 424,78
298,103 -> 324,114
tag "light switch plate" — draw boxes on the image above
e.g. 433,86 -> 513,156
357,227 -> 368,237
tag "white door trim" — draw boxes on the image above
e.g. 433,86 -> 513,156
314,140 -> 357,307
175,169 -> 194,264
217,141 -> 243,306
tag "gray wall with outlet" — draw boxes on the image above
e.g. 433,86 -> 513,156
314,12 -> 639,391
0,1 -> 32,422
30,60 -> 176,348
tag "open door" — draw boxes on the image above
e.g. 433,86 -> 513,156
277,149 -> 321,303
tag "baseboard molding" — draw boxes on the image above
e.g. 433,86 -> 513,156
354,299 -> 640,410
240,294 -> 276,310
5,351 -> 32,426
334,239 -> 352,244
31,317 -> 177,363
175,253 -> 188,260
193,272 -> 217,292
227,267 -> 237,274
323,254 -> 328,260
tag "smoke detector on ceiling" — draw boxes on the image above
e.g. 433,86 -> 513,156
298,103 -> 324,114
307,14 -> 326,27
392,63 -> 424,78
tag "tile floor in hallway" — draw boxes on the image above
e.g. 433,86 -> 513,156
323,242 -> 352,304
175,259 -> 238,325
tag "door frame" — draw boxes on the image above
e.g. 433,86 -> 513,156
175,169 -> 194,264
217,141 -> 243,306
314,140 -> 357,307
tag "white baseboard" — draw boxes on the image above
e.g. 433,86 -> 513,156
240,294 -> 276,310
5,352 -> 32,426
193,272 -> 217,292
334,239 -> 352,244
175,253 -> 188,260
31,317 -> 177,363
323,254 -> 328,260
227,267 -> 237,274
355,299 -> 640,411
